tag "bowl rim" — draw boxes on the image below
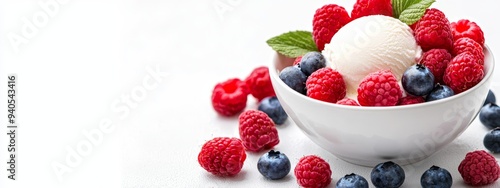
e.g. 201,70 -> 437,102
270,45 -> 495,111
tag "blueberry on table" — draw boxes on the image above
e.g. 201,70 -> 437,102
402,64 -> 435,96
257,150 -> 291,180
420,165 -> 453,188
299,52 -> 326,76
279,66 -> 307,95
479,103 -> 500,129
258,96 -> 288,125
484,89 -> 496,106
484,128 -> 500,153
336,173 -> 369,188
371,161 -> 405,188
426,84 -> 454,102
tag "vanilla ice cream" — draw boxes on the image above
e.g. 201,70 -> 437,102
322,15 -> 422,98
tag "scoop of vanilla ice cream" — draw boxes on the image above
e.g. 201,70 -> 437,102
322,15 -> 422,98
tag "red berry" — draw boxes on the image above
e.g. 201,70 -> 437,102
294,155 -> 332,188
312,4 -> 351,51
451,19 -> 485,46
198,137 -> 247,176
238,110 -> 279,152
306,67 -> 346,103
357,70 -> 402,106
211,78 -> 249,116
245,66 -> 276,101
458,150 -> 500,186
398,95 -> 425,106
336,98 -> 360,106
293,56 -> 303,66
351,0 -> 393,20
443,52 -> 484,94
414,9 -> 453,52
420,49 -> 452,84
453,37 -> 484,65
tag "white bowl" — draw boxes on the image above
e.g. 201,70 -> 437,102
269,47 -> 495,166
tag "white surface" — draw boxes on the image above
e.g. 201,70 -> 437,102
0,0 -> 499,187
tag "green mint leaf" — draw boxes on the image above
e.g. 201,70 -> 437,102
392,0 -> 420,18
399,0 -> 435,25
266,30 -> 318,58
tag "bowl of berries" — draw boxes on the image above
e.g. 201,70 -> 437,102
267,2 -> 495,166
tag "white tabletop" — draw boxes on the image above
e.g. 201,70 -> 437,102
1,0 -> 500,187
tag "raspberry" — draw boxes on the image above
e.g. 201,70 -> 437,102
453,37 -> 484,65
293,56 -> 303,66
414,9 -> 453,52
351,0 -> 393,20
294,155 -> 332,188
312,4 -> 351,51
357,70 -> 402,106
443,52 -> 484,94
336,98 -> 360,106
211,78 -> 249,116
451,19 -> 485,46
398,95 -> 425,106
245,66 -> 276,101
197,137 -> 247,176
306,67 -> 346,103
420,49 -> 452,84
238,110 -> 279,152
458,150 -> 500,186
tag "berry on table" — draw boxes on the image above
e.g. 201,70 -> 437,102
238,110 -> 279,152
351,0 -> 393,20
211,78 -> 249,116
370,161 -> 405,188
420,49 -> 452,84
426,84 -> 454,102
398,95 -> 425,106
480,103 -> 500,129
451,19 -> 485,46
312,4 -> 351,51
336,173 -> 369,188
402,64 -> 435,96
294,155 -> 332,188
244,66 -> 275,101
413,8 -> 453,52
443,52 -> 484,94
484,89 -> 496,106
484,128 -> 500,153
299,52 -> 327,76
258,96 -> 288,125
257,150 -> 291,180
336,98 -> 360,106
453,37 -> 484,65
420,166 -> 453,188
458,150 -> 500,186
279,66 -> 308,95
306,67 -> 346,103
357,70 -> 402,106
197,137 -> 246,176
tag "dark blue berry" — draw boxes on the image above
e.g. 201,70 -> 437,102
484,90 -> 496,106
426,84 -> 454,102
402,64 -> 435,96
258,96 -> 288,125
371,161 -> 405,188
336,173 -> 369,188
279,66 -> 307,95
479,103 -> 500,129
420,166 -> 452,188
257,150 -> 291,180
299,52 -> 326,76
484,128 -> 500,153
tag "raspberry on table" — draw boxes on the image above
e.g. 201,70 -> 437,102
351,0 -> 393,20
294,155 -> 332,188
420,49 -> 452,84
458,150 -> 500,186
306,67 -> 346,103
443,52 -> 484,94
197,137 -> 247,176
238,110 -> 279,152
398,95 -> 425,106
357,70 -> 402,106
453,37 -> 484,65
451,19 -> 485,46
336,98 -> 360,106
211,78 -> 249,116
312,4 -> 351,51
413,8 -> 453,52
245,66 -> 276,101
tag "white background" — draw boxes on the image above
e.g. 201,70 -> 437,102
1,0 -> 500,187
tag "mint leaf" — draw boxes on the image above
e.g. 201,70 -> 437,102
266,31 -> 318,58
392,0 -> 420,18
399,0 -> 435,25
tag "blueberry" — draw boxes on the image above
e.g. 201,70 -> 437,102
299,52 -> 326,76
484,128 -> 500,153
371,161 -> 405,188
336,173 -> 369,188
420,166 -> 452,188
279,66 -> 307,95
484,90 -> 496,106
479,103 -> 500,129
426,84 -> 454,102
257,150 -> 291,180
402,64 -> 435,96
258,96 -> 288,125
